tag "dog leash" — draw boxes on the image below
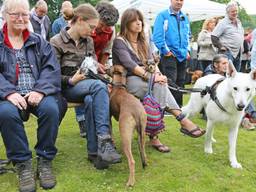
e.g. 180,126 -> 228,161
167,79 -> 203,94
168,77 -> 228,112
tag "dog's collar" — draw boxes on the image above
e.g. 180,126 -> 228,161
112,82 -> 126,89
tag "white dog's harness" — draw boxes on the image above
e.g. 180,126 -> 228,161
201,77 -> 227,113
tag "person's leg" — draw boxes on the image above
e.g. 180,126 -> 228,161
0,101 -> 35,192
32,96 -> 60,160
31,95 -> 65,190
0,101 -> 31,162
233,55 -> 241,72
159,56 -> 180,105
241,60 -> 247,73
175,59 -> 187,106
63,79 -> 121,164
83,95 -> 97,158
153,84 -> 205,138
74,105 -> 87,138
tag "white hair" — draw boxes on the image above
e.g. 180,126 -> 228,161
61,1 -> 73,11
226,1 -> 238,13
2,0 -> 30,19
35,0 -> 48,10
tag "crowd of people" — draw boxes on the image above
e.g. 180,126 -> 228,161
0,0 -> 255,191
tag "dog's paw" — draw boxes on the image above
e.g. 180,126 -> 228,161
231,162 -> 242,169
204,147 -> 213,154
126,179 -> 135,187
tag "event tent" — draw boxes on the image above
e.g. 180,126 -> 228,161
111,0 -> 226,24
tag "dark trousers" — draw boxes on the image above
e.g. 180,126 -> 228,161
198,60 -> 212,71
0,94 -> 67,163
159,56 -> 187,107
225,50 -> 241,72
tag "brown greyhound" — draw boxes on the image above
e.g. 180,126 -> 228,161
109,65 -> 147,187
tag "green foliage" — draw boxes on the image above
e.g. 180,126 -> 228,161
28,0 -> 101,22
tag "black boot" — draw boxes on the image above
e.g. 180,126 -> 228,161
15,159 -> 36,192
37,157 -> 56,190
78,120 -> 87,138
97,135 -> 121,164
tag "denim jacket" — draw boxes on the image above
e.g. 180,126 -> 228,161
0,30 -> 61,99
153,8 -> 190,62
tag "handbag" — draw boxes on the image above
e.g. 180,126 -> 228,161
142,74 -> 165,136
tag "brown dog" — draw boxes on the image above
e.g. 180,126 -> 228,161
109,65 -> 147,187
187,69 -> 203,84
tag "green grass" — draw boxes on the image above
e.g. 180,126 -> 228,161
1,95 -> 256,192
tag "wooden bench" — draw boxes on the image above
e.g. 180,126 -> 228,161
67,102 -> 83,108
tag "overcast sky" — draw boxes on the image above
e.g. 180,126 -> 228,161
236,0 -> 256,15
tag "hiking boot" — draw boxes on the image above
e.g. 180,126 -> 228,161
15,159 -> 36,192
97,135 -> 121,164
78,120 -> 87,138
37,157 -> 56,190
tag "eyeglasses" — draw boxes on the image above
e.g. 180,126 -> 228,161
7,12 -> 29,19
85,21 -> 97,30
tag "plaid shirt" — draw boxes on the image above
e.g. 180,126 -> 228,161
15,48 -> 36,95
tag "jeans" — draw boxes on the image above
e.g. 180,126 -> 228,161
0,95 -> 67,163
75,105 -> 85,122
62,79 -> 110,155
225,50 -> 241,72
159,56 -> 187,107
245,101 -> 256,119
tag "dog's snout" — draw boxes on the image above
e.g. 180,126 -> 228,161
237,103 -> 245,111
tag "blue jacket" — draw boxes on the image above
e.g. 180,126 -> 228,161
0,31 -> 61,100
153,8 -> 190,62
52,16 -> 68,36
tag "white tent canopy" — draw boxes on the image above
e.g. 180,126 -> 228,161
111,0 -> 226,24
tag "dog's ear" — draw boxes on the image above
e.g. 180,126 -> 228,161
226,59 -> 237,78
250,69 -> 256,81
106,66 -> 114,77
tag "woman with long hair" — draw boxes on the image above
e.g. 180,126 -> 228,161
112,8 -> 205,153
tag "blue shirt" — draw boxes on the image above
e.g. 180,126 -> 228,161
52,16 -> 68,36
153,7 -> 190,62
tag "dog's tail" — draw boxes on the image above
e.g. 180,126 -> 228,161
137,112 -> 147,169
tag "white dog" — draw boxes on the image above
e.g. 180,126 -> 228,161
182,62 -> 256,169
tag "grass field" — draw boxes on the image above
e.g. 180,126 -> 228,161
1,95 -> 256,192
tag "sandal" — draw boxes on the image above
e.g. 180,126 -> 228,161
151,144 -> 171,153
149,135 -> 171,153
180,127 -> 205,138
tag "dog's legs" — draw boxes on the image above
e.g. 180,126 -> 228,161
119,115 -> 136,187
137,113 -> 147,168
204,120 -> 214,154
229,125 -> 242,169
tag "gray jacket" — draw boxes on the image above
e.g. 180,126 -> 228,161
197,30 -> 216,61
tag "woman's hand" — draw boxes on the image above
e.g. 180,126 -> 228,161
6,93 -> 27,110
154,72 -> 167,85
70,69 -> 86,85
98,63 -> 106,74
24,91 -> 44,107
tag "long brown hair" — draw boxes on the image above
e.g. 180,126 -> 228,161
120,8 -> 148,63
